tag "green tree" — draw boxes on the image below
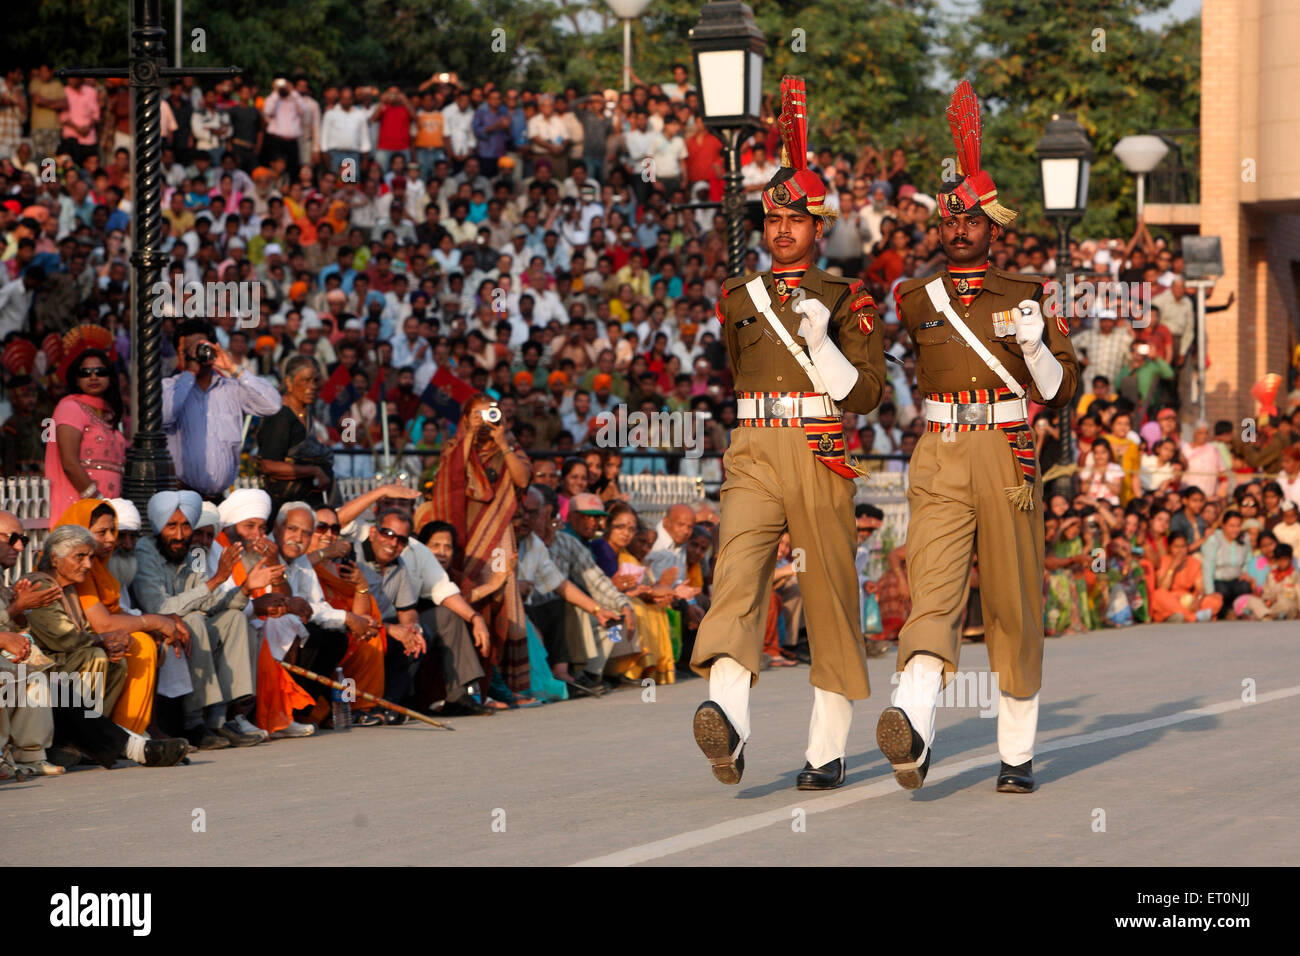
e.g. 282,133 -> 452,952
943,0 -> 1200,240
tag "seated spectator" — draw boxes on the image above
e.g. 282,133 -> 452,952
54,499 -> 189,736
1240,544 -> 1299,620
1150,532 -> 1222,622
1201,510 -> 1252,619
133,491 -> 274,750
23,524 -> 189,768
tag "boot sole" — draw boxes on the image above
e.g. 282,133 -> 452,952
997,778 -> 1036,793
876,707 -> 927,791
693,706 -> 742,785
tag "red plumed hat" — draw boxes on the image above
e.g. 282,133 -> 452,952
762,76 -> 836,224
936,80 -> 1017,227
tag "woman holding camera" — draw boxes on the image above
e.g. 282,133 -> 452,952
424,394 -> 533,693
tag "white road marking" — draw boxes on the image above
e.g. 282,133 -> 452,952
571,684 -> 1300,867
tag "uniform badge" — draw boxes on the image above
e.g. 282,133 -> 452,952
945,192 -> 966,214
775,278 -> 789,296
955,277 -> 970,294
991,309 -> 1018,337
1015,430 -> 1032,449
1056,314 -> 1070,337
772,183 -> 791,205
818,433 -> 835,453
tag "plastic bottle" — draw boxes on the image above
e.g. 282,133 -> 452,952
331,666 -> 352,731
606,622 -> 623,644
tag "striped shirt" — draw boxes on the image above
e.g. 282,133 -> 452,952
548,530 -> 631,611
948,262 -> 987,307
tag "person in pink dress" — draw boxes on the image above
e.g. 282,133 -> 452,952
47,334 -> 128,523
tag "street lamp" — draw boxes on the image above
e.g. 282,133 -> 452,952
689,1 -> 765,277
1113,134 -> 1169,220
1036,112 -> 1092,489
604,0 -> 654,93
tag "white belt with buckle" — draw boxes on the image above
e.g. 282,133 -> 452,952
737,394 -> 840,420
923,397 -> 1028,426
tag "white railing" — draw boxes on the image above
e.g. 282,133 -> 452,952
1,477 -> 53,580
620,473 -> 706,528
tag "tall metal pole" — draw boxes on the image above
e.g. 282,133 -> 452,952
722,127 -> 746,278
622,19 -> 632,92
174,0 -> 182,69
59,0 -> 239,526
1055,216 -> 1076,490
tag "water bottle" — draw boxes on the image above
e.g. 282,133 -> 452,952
606,622 -> 623,644
331,666 -> 352,731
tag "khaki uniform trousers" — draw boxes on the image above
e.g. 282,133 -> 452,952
691,426 -> 870,699
897,429 -> 1045,699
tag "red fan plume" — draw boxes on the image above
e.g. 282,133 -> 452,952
1251,373 -> 1282,418
778,75 -> 808,171
1,338 -> 37,376
57,323 -> 117,381
41,331 -> 63,369
946,79 -> 982,178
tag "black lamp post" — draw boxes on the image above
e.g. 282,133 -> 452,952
1036,112 -> 1092,484
58,0 -> 239,524
688,1 -> 765,278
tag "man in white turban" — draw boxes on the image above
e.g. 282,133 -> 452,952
133,489 -> 281,750
106,499 -> 143,614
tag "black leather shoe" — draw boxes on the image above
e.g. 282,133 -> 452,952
142,737 -> 189,767
440,698 -> 496,717
796,758 -> 845,790
184,724 -> 231,751
996,760 -> 1035,793
693,701 -> 745,785
875,706 -> 932,791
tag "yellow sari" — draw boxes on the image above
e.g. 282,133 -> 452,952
616,549 -> 675,685
55,499 -> 158,734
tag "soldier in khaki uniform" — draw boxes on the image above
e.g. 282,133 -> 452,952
691,77 -> 887,791
875,82 -> 1079,794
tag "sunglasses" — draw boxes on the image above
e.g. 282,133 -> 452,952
376,526 -> 409,547
7,532 -> 29,547
316,521 -> 342,534
77,367 -> 110,379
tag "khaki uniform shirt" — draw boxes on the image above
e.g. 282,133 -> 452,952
894,266 -> 1079,407
718,264 -> 886,415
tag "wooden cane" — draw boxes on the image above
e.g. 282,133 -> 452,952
278,659 -> 454,730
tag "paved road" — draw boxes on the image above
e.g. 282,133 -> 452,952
4,620 -> 1298,866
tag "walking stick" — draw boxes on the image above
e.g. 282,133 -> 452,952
278,659 -> 454,730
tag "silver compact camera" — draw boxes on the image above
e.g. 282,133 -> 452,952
480,405 -> 502,424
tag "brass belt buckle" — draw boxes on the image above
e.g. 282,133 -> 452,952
956,402 -> 989,425
768,397 -> 787,417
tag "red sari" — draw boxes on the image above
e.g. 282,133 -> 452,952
425,408 -> 530,691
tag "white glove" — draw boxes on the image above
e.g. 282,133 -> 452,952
793,295 -> 858,402
793,296 -> 831,351
1015,298 -> 1063,400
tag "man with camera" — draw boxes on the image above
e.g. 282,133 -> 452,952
261,78 -> 305,170
164,318 -> 283,500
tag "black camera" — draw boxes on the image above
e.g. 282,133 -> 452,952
194,342 -> 215,365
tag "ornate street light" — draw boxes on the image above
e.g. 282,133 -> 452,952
1113,134 -> 1169,221
1036,112 -> 1092,489
688,1 -> 765,277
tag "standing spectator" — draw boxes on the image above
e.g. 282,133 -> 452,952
48,336 -> 127,523
57,77 -> 101,165
226,84 -> 262,171
261,79 -> 304,169
1114,340 -> 1173,422
294,78 -> 322,168
27,64 -> 65,159
191,88 -> 230,167
412,91 -> 446,183
163,319 -> 283,499
1073,313 -> 1133,397
0,67 -> 27,159
527,94 -> 569,179
320,86 -> 372,177
371,86 -> 413,174
442,88 -> 476,171
471,88 -> 511,177
1181,420 -> 1226,498
578,93 -> 611,180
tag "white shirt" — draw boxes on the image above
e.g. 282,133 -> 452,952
286,553 -> 348,629
397,536 -> 461,605
320,104 -> 373,153
518,531 -> 567,603
646,521 -> 687,583
442,103 -> 476,156
0,278 -> 33,338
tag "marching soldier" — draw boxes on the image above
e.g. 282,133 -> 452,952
691,77 -> 887,791
875,81 -> 1079,794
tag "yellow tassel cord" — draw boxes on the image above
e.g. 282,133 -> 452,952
1004,481 -> 1035,511
981,199 -> 1019,227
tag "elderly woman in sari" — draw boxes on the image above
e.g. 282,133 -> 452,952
23,525 -> 189,767
426,394 -> 533,697
54,499 -> 192,735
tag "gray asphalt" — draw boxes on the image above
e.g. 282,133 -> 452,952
3,620 -> 1298,866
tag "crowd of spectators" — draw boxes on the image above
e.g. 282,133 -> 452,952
2,63 -> 1300,780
